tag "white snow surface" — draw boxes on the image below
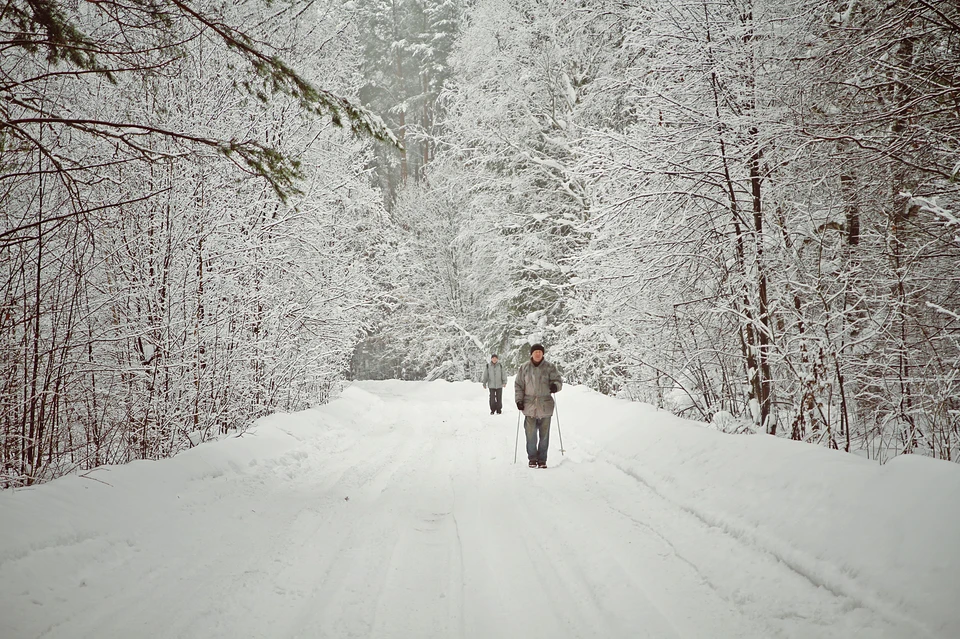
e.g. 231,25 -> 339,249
2,380 -> 959,639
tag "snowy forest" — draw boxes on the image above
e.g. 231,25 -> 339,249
2,0 -> 958,487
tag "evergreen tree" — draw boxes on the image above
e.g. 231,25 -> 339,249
355,0 -> 462,204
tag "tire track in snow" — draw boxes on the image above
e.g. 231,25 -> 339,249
511,462 -> 769,639
572,435 -> 931,639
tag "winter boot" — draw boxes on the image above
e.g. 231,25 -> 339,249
528,460 -> 537,468
537,461 -> 547,469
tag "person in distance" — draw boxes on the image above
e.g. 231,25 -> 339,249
481,353 -> 507,415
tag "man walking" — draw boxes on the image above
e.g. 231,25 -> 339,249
481,354 -> 507,415
515,343 -> 562,468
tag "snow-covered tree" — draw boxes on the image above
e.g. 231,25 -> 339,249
0,0 -> 389,486
355,0 -> 462,202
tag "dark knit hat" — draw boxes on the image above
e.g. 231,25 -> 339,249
491,353 -> 498,358
530,343 -> 545,355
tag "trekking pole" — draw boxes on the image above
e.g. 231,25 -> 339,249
554,394 -> 565,455
514,410 -> 521,464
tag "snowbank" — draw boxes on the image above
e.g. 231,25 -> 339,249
0,409 -> 318,561
561,384 -> 960,638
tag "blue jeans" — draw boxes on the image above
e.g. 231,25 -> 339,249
524,416 -> 551,463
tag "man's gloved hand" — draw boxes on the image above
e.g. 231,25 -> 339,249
516,401 -> 524,411
549,383 -> 558,393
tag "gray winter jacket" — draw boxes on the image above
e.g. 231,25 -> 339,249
481,362 -> 507,389
514,359 -> 562,418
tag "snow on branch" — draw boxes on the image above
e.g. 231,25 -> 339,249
448,320 -> 485,351
908,193 -> 960,243
926,302 -> 960,323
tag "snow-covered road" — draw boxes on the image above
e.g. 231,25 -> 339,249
2,381 -> 958,638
